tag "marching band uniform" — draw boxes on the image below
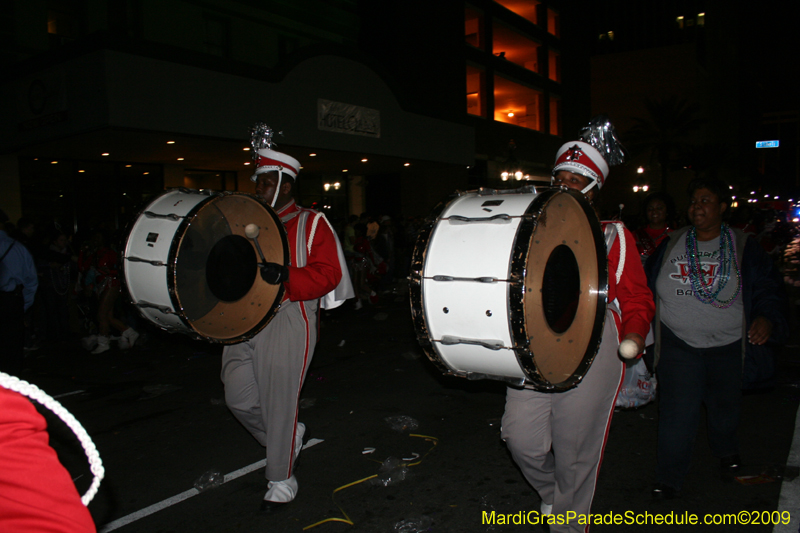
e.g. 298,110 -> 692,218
221,126 -> 352,510
501,121 -> 655,532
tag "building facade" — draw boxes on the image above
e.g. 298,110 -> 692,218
1,0 -> 586,235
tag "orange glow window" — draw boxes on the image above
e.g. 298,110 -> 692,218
493,22 -> 541,74
493,75 -> 544,132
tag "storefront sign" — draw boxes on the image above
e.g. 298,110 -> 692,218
318,99 -> 380,138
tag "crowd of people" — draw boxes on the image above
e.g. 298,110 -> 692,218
338,211 -> 423,310
0,212 -> 141,364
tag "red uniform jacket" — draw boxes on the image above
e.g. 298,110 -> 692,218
277,200 -> 343,303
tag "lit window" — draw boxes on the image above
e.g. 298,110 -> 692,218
465,7 -> 484,49
697,12 -> 705,26
494,75 -> 544,132
493,22 -> 541,73
549,97 -> 561,136
494,0 -> 539,25
676,15 -> 684,29
548,49 -> 560,82
466,65 -> 487,117
547,8 -> 560,37
47,1 -> 81,42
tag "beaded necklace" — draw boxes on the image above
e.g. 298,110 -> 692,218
685,223 -> 742,309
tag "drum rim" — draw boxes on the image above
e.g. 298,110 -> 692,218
509,188 -> 608,391
168,191 -> 289,344
409,192 -> 454,375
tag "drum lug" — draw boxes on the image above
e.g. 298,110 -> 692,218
124,256 -> 167,267
446,214 -> 511,225
465,373 -> 525,387
143,211 -> 184,221
439,335 -> 505,351
135,300 -> 175,315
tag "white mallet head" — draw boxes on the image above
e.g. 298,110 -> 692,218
618,339 -> 639,359
245,224 -> 260,239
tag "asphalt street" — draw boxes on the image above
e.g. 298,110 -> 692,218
14,283 -> 800,533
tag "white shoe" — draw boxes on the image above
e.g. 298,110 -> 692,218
81,335 -> 98,351
541,501 -> 553,515
264,475 -> 298,503
119,328 -> 140,349
91,336 -> 110,354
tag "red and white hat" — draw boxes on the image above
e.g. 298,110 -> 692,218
552,141 -> 609,190
251,148 -> 301,182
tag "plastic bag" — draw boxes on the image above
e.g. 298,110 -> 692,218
615,357 -> 656,409
394,515 -> 432,532
371,457 -> 410,487
385,415 -> 419,432
193,470 -> 224,492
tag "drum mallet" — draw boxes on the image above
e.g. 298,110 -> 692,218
618,339 -> 639,359
245,224 -> 268,266
246,224 -> 288,284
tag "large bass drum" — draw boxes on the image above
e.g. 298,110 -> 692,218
122,188 -> 288,344
409,187 -> 608,391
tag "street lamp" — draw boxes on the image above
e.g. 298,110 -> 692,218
500,140 -> 526,181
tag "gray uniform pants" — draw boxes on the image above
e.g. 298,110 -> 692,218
221,299 -> 318,481
501,311 -> 622,533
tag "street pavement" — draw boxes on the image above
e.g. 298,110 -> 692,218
14,283 -> 800,532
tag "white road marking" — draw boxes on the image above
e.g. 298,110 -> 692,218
98,439 -> 324,532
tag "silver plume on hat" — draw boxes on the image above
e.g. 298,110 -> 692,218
249,122 -> 283,161
579,115 -> 627,167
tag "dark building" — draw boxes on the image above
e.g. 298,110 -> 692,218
586,0 -> 798,219
0,0 -> 588,234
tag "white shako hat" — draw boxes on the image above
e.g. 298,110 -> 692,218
552,141 -> 609,189
552,115 -> 626,195
248,122 -> 301,207
251,148 -> 300,182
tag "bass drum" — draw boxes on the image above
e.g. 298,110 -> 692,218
409,187 -> 608,391
122,188 -> 288,344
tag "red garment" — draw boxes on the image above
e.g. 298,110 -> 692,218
77,246 -> 121,290
276,200 -> 342,303
605,222 -> 656,345
0,387 -> 96,532
634,225 -> 673,258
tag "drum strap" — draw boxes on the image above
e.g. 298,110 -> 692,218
291,208 -> 355,309
294,211 -> 311,268
603,222 -> 626,284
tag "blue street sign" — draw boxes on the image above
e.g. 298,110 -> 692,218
756,140 -> 780,148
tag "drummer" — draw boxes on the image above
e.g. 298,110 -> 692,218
220,124 -> 351,512
500,118 -> 655,532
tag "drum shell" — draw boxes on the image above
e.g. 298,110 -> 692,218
410,187 -> 608,391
